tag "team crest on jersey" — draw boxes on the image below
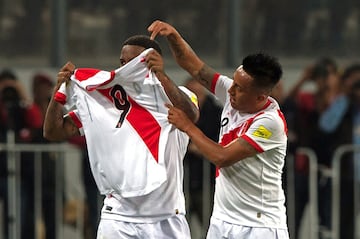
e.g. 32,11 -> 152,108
252,125 -> 272,139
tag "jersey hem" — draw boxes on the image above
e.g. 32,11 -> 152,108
211,213 -> 288,230
100,210 -> 186,223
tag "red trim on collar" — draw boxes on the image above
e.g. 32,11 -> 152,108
260,99 -> 271,111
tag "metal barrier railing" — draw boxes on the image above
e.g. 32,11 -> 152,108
331,144 -> 360,239
0,130 -> 84,239
1,130 -> 360,239
296,147 -> 319,239
289,145 -> 360,239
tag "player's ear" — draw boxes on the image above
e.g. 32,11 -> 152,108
257,93 -> 267,102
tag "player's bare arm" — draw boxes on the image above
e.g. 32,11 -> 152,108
145,50 -> 199,123
43,62 -> 80,141
148,20 -> 216,91
167,104 -> 258,167
161,73 -> 199,123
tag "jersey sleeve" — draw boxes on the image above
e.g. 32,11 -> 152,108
54,81 -> 76,112
241,112 -> 286,153
66,109 -> 84,136
211,74 -> 233,105
54,82 -> 67,105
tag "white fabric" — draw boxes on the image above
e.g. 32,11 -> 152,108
97,214 -> 191,239
55,48 -> 196,222
100,123 -> 190,223
207,217 -> 289,239
56,48 -> 173,198
211,74 -> 288,230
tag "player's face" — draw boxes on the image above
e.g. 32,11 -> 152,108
228,66 -> 261,113
119,45 -> 146,67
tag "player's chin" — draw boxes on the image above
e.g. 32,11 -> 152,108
229,100 -> 237,109
230,102 -> 244,112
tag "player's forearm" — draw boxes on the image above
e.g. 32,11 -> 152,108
185,124 -> 258,167
166,34 -> 215,90
43,81 -> 81,141
167,34 -> 203,76
43,98 -> 67,141
157,72 -> 199,122
184,124 -> 230,167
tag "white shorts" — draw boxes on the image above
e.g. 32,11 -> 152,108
206,217 -> 289,239
96,214 -> 191,239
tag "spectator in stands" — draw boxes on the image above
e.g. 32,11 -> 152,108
284,57 -> 341,239
28,73 -> 58,239
0,69 -> 43,239
318,63 -> 360,239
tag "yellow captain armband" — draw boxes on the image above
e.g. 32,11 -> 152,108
252,125 -> 272,139
178,86 -> 199,108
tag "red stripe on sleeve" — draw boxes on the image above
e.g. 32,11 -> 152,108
241,135 -> 264,153
54,92 -> 66,105
69,111 -> 82,128
210,73 -> 221,94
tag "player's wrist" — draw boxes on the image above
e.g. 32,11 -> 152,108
183,122 -> 196,135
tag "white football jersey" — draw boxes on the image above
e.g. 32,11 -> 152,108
209,73 -> 288,229
55,48 -> 198,221
55,48 -> 189,198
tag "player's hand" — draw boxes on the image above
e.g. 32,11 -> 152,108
144,49 -> 164,75
148,20 -> 178,40
166,103 -> 193,132
57,61 -> 75,86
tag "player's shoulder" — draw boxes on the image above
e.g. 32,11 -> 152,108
254,108 -> 285,129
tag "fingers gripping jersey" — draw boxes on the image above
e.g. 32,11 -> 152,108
55,49 -> 177,198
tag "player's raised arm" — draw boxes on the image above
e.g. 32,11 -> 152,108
145,49 -> 199,123
43,62 -> 80,141
148,20 -> 216,91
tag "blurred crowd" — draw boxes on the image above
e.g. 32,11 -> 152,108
271,57 -> 360,239
0,0 -> 359,62
0,70 -> 99,239
0,55 -> 360,239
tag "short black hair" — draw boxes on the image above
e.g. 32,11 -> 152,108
0,69 -> 17,82
311,57 -> 337,80
316,57 -> 338,74
312,64 -> 329,80
242,53 -> 282,91
123,35 -> 162,55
